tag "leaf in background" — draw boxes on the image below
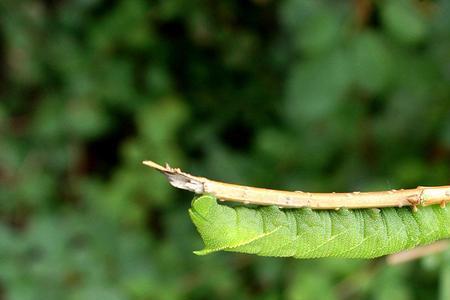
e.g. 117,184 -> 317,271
381,1 -> 427,44
284,49 -> 352,127
440,251 -> 450,300
351,31 -> 393,94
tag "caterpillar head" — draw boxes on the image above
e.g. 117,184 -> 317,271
189,195 -> 240,255
189,195 -> 287,255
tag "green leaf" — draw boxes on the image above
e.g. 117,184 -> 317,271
351,31 -> 393,93
381,1 -> 427,44
440,251 -> 450,300
294,8 -> 342,55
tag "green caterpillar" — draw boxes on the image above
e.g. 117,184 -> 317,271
189,195 -> 450,258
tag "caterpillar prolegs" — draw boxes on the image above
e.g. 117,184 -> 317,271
142,160 -> 450,258
189,196 -> 450,259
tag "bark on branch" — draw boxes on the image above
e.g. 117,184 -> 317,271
143,160 -> 450,210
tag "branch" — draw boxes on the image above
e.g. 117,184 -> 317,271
143,160 -> 450,210
386,240 -> 449,265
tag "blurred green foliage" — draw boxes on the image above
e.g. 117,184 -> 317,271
0,0 -> 449,299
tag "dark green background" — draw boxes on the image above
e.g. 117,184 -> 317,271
1,0 -> 449,299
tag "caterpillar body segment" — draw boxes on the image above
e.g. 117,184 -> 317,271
189,196 -> 450,259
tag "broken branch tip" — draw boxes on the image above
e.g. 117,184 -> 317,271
142,160 -> 167,172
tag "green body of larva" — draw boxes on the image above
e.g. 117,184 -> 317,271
189,195 -> 450,259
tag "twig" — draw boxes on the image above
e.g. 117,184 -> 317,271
143,160 -> 450,210
386,240 -> 449,265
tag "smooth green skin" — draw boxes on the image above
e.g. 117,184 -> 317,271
189,195 -> 450,259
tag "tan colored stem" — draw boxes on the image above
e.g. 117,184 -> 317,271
143,160 -> 450,210
386,240 -> 449,265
